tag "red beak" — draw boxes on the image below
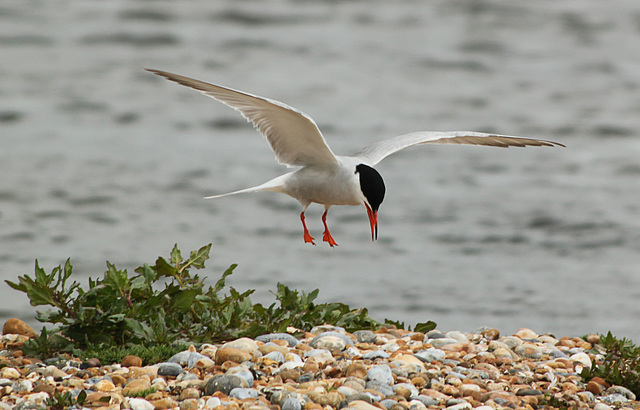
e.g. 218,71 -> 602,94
365,204 -> 378,241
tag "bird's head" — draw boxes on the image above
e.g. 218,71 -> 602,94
356,164 -> 386,241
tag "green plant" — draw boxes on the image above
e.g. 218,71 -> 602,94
81,343 -> 189,365
581,331 -> 640,397
46,390 -> 86,410
8,243 -> 421,359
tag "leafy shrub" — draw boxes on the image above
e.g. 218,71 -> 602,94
581,331 -> 640,397
8,244 -> 431,359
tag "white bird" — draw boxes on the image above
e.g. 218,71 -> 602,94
147,69 -> 565,247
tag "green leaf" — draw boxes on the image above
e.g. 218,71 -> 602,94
414,321 -> 437,333
180,243 -> 212,272
154,257 -> 177,278
171,289 -> 199,311
170,244 -> 183,265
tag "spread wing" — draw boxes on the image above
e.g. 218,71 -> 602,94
147,69 -> 338,167
353,131 -> 565,165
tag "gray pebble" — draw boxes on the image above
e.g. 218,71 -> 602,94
156,362 -> 182,377
414,348 -> 446,362
281,397 -> 303,410
360,391 -> 384,402
413,395 -> 439,407
362,350 -> 390,360
429,338 -> 460,348
176,372 -> 200,382
226,365 -> 254,387
379,399 -> 398,409
367,364 -> 393,385
168,350 -> 207,368
310,325 -> 345,334
365,380 -> 394,397
498,336 -> 523,349
445,331 -> 469,343
310,332 -> 353,346
256,333 -> 299,347
446,398 -> 468,406
229,387 -> 259,400
203,374 -> 245,395
11,380 -> 32,393
12,403 -> 41,410
353,330 -> 376,344
601,393 -> 629,404
426,330 -> 445,339
549,349 -> 569,358
264,350 -> 285,363
516,388 -> 543,396
347,393 -> 373,404
606,385 -> 636,400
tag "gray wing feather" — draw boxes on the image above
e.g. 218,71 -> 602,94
353,131 -> 565,165
147,69 -> 338,167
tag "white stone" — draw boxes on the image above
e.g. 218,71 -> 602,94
570,352 -> 592,368
128,397 -> 155,410
446,330 -> 469,343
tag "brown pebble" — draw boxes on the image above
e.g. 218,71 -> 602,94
84,391 -> 113,405
411,376 -> 427,387
410,332 -> 425,341
2,318 -> 38,338
515,328 -> 538,339
123,377 -> 151,396
346,363 -> 367,379
307,391 -> 345,407
149,397 -> 178,410
122,355 -> 143,367
587,380 -> 603,395
145,391 -> 164,401
110,374 -> 126,386
32,383 -> 56,395
303,358 -> 320,374
279,369 -> 301,381
81,358 -> 101,369
215,347 -> 251,364
586,334 -> 600,344
395,385 -> 412,399
180,387 -> 201,400
481,328 -> 500,340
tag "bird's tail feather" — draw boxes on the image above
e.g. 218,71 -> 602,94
204,174 -> 290,199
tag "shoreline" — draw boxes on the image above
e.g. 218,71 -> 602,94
1,322 -> 638,410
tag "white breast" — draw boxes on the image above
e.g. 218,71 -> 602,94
283,158 -> 365,206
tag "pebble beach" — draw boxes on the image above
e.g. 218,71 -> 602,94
0,319 -> 638,410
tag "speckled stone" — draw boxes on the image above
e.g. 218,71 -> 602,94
256,333 -> 299,346
203,374 -> 245,395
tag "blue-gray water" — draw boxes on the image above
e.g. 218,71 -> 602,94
2,0 -> 640,340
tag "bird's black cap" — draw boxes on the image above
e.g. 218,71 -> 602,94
356,164 -> 385,211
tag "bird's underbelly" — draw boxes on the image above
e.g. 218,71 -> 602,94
284,169 -> 362,206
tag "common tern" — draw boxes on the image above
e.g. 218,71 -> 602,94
148,69 -> 564,247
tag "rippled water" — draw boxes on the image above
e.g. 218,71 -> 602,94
2,0 -> 640,340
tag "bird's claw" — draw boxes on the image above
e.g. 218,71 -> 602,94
304,232 -> 316,245
323,231 -> 338,247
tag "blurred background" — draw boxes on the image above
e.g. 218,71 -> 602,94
2,0 -> 640,340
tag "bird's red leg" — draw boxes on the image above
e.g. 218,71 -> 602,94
321,210 -> 338,247
300,211 -> 315,245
